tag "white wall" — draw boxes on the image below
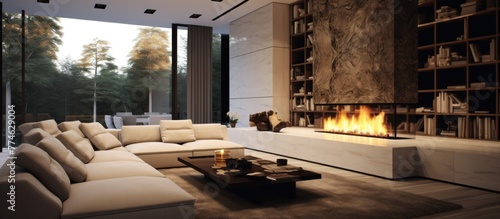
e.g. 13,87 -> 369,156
229,3 -> 290,127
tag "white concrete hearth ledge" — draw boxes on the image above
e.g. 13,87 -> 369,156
227,127 -> 500,192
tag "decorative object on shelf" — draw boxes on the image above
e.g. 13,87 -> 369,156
226,111 -> 239,128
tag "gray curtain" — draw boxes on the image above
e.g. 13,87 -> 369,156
187,25 -> 213,123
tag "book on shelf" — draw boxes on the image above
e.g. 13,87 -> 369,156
457,117 -> 466,138
307,0 -> 312,14
307,34 -> 314,45
447,85 -> 466,89
469,43 -> 481,63
474,110 -> 489,114
490,39 -> 495,60
470,81 -> 496,88
440,130 -> 456,137
471,116 -> 497,140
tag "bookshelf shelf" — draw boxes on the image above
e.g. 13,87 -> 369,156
416,0 -> 499,140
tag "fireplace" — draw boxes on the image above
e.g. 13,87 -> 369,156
316,104 -> 416,139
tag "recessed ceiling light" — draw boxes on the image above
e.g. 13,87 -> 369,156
37,0 -> 50,3
144,9 -> 156,14
94,4 -> 107,9
189,14 -> 202,19
212,0 -> 223,2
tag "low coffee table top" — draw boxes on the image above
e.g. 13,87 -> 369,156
177,155 -> 321,189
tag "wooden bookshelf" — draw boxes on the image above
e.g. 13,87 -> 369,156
416,0 -> 499,140
290,0 -> 316,127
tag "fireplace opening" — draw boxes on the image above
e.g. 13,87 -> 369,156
315,104 -> 415,139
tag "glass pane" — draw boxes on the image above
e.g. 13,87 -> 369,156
177,27 -> 188,119
212,33 -> 222,123
2,12 -> 24,148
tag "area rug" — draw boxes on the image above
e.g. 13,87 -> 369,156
160,168 -> 462,219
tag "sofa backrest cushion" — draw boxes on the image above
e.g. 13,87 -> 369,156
15,143 -> 71,201
33,119 -> 61,136
24,128 -> 51,145
79,122 -> 122,150
56,130 -> 95,164
193,124 -> 224,140
121,125 -> 161,146
58,120 -> 85,138
160,119 -> 196,144
36,136 -> 88,183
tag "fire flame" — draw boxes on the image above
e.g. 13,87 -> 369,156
323,106 -> 388,137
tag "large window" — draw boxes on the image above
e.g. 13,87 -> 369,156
2,13 -> 227,148
2,13 -> 172,128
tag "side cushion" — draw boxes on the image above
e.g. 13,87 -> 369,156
15,143 -> 71,201
23,128 -> 51,145
33,119 -> 61,136
80,122 -> 122,150
36,136 -> 88,183
193,124 -> 224,140
56,130 -> 95,164
160,119 -> 196,144
121,125 -> 161,146
58,120 -> 85,138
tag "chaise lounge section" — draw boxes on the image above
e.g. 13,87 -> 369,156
1,118 -> 245,219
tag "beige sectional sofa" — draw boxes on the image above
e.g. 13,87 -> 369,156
0,119 -> 246,219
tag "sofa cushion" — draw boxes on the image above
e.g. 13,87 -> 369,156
58,120 -> 85,138
125,142 -> 192,155
80,122 -> 122,150
193,124 -> 224,140
15,143 -> 71,201
182,139 -> 245,151
56,130 -> 95,164
121,125 -> 161,146
84,161 -> 165,181
36,136 -> 88,183
61,176 -> 195,219
33,119 -> 61,136
90,151 -> 145,163
23,128 -> 51,145
160,120 -> 196,144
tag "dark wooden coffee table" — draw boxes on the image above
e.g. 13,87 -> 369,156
178,155 -> 321,204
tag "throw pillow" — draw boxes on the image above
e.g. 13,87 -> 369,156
33,119 -> 62,136
121,125 -> 161,146
23,128 -> 51,145
192,124 -> 224,140
56,130 -> 95,164
160,119 -> 196,143
58,120 -> 85,138
15,143 -> 71,201
36,136 -> 88,183
79,122 -> 122,150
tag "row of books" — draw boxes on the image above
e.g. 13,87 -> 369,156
470,116 -> 497,140
291,0 -> 313,19
293,96 -> 315,111
460,0 -> 485,16
434,92 -> 467,113
436,6 -> 459,21
469,39 -> 495,63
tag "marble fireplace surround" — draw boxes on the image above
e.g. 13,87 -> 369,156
228,127 -> 500,192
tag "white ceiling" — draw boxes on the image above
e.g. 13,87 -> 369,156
2,0 -> 296,34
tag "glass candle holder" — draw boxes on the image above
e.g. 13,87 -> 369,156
214,149 -> 230,167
